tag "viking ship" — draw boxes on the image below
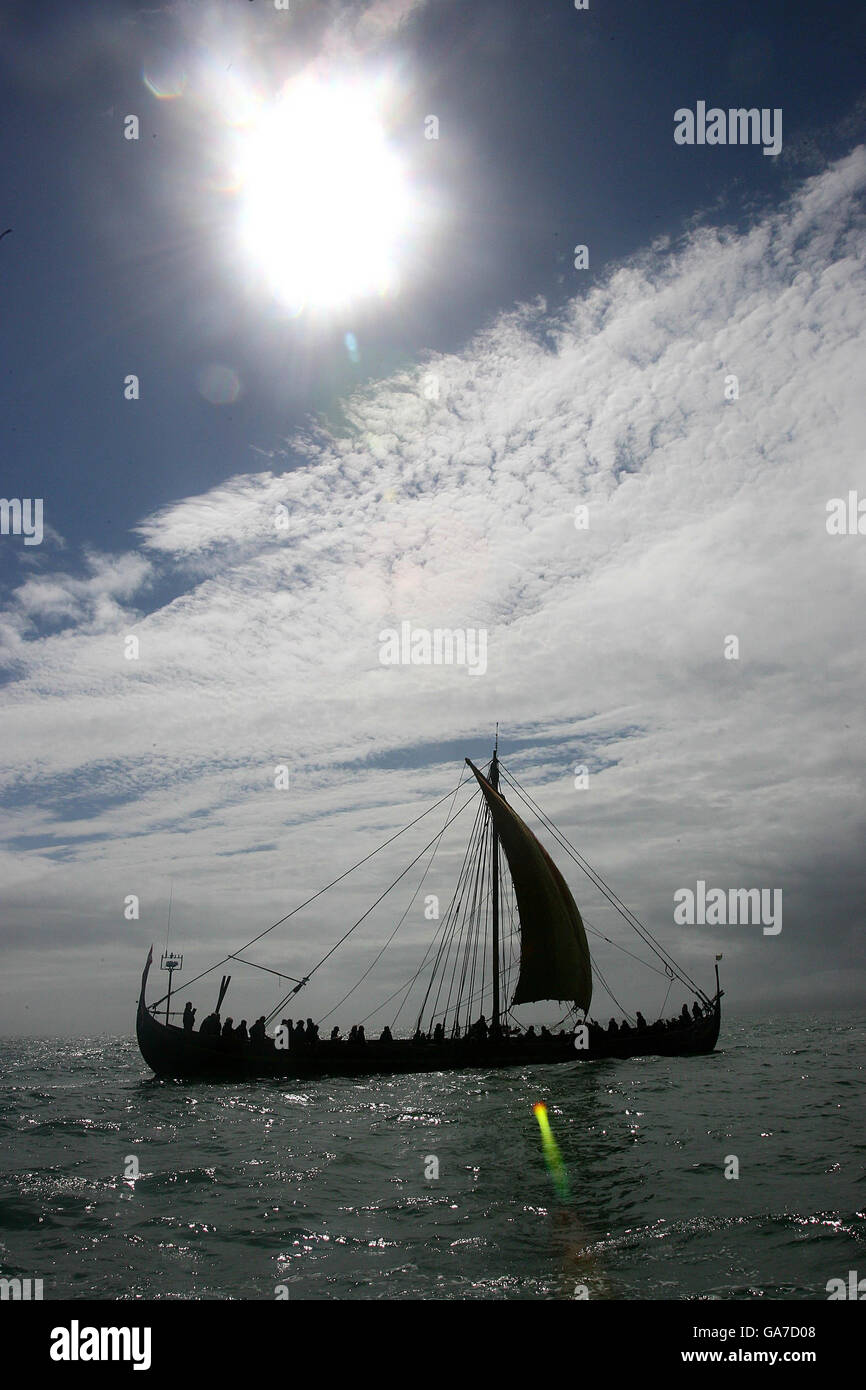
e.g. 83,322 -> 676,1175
137,742 -> 722,1079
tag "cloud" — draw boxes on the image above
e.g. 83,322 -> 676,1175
0,552 -> 153,672
326,0 -> 434,52
2,149 -> 865,1029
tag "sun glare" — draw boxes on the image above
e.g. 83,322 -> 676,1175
238,76 -> 410,313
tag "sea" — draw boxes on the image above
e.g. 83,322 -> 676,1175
1,1012 -> 863,1302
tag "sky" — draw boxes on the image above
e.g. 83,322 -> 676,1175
1,0 -> 865,1035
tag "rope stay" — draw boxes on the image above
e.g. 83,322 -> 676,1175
498,764 -> 711,1005
149,774 -> 472,1011
362,758 -> 710,1031
151,750 -> 710,1033
316,767 -> 468,1027
263,782 -> 480,1025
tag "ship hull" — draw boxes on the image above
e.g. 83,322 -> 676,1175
137,971 -> 721,1080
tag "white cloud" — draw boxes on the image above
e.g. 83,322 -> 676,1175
2,149 -> 865,1029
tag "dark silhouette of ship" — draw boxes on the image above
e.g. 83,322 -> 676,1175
137,741 -> 722,1079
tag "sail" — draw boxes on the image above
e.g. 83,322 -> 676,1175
467,761 -> 592,1011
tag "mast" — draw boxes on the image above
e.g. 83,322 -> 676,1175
490,726 -> 501,1037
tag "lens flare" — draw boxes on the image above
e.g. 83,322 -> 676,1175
196,363 -> 242,405
142,56 -> 187,101
533,1102 -> 569,1199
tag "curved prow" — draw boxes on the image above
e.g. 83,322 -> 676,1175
139,945 -> 154,1013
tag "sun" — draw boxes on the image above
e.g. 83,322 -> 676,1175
238,75 -> 410,313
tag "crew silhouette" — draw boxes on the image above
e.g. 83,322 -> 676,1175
181,996 -> 712,1053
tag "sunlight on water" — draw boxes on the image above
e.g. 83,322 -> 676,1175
0,1016 -> 862,1299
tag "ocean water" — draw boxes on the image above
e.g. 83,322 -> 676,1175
1,1013 -> 863,1301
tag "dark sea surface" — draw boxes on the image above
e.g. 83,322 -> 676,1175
1,1013 -> 863,1301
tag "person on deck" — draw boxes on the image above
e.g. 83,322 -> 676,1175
607,1018 -> 619,1033
472,1015 -> 489,1041
293,1020 -> 306,1048
306,1019 -> 319,1048
236,1020 -> 249,1042
692,1001 -> 703,1021
349,1025 -> 358,1043
379,1025 -> 393,1043
433,1023 -> 444,1043
635,1011 -> 647,1031
330,1026 -> 341,1041
183,1002 -> 196,1032
221,1017 -> 234,1038
250,1016 -> 266,1046
680,1004 -> 690,1024
357,1025 -> 366,1045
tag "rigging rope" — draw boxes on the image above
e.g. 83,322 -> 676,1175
582,921 -> 672,980
150,775 -> 472,1011
498,765 -> 711,1004
263,783 -> 481,1025
592,960 -> 635,1024
396,792 -> 486,1029
315,767 -> 467,1026
154,750 -> 712,1033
